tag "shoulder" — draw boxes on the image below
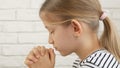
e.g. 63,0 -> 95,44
72,49 -> 120,68
84,50 -> 120,68
72,58 -> 99,68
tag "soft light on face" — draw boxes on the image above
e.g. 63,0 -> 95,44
40,12 -> 78,56
45,23 -> 77,56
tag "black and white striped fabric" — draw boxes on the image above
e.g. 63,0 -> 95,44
72,49 -> 120,68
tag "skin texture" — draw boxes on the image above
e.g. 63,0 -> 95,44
24,12 -> 101,68
24,46 -> 55,68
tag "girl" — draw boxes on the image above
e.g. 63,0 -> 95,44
24,0 -> 120,68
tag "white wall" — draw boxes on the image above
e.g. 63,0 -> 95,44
0,0 -> 120,68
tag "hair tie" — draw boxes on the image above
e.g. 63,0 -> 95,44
100,12 -> 107,21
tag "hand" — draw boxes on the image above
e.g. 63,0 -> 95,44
24,46 -> 56,68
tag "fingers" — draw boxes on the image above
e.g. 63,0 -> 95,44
25,46 -> 52,67
25,46 -> 46,63
24,59 -> 33,67
48,48 -> 56,64
24,46 -> 41,66
41,46 -> 46,56
36,46 -> 42,55
24,54 -> 37,67
33,47 -> 41,59
26,50 -> 38,63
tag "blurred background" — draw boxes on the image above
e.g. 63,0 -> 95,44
0,0 -> 120,68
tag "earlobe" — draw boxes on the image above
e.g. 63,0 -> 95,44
71,19 -> 82,37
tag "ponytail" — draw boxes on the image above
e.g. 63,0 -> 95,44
40,0 -> 120,62
100,17 -> 120,62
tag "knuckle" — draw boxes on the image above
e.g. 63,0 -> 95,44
38,47 -> 41,52
27,55 -> 34,60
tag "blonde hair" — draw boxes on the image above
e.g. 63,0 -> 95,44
40,0 -> 120,62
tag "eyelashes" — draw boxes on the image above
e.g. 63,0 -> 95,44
50,31 -> 54,34
48,30 -> 54,34
47,28 -> 55,34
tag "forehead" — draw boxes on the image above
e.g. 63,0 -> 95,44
40,12 -> 62,25
40,12 -> 65,30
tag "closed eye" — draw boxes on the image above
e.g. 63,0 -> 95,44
50,31 -> 54,34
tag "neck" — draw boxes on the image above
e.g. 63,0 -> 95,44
75,34 -> 101,61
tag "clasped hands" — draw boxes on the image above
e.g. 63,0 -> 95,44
24,46 -> 55,68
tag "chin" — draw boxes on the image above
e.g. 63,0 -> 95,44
59,51 -> 72,56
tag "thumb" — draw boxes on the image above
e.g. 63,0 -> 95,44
48,48 -> 56,64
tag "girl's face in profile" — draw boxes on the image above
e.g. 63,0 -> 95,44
40,12 -> 78,56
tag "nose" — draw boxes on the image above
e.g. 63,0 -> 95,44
48,34 -> 54,44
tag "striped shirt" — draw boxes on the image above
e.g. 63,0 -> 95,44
72,49 -> 120,68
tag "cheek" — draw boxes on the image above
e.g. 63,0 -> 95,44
54,31 -> 76,55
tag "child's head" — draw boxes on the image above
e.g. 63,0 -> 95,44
39,0 -> 120,61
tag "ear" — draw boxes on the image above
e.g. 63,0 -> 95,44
71,19 -> 82,37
